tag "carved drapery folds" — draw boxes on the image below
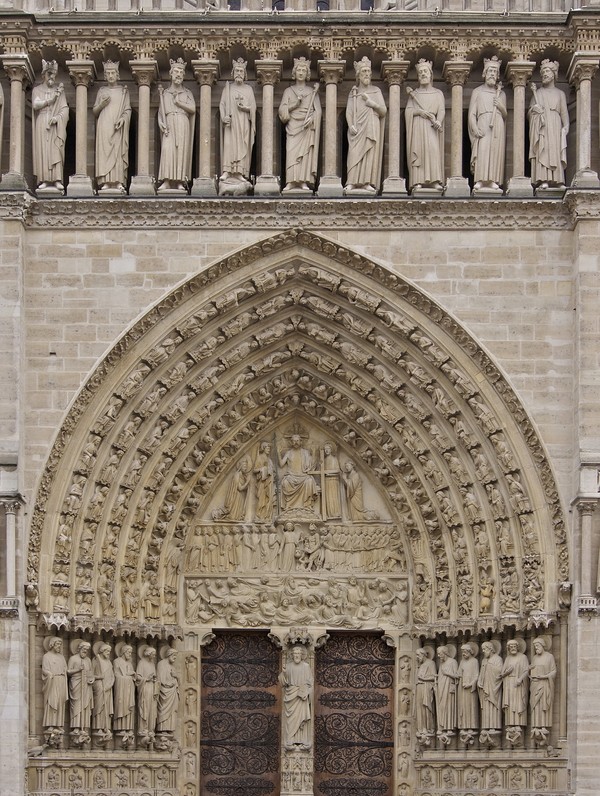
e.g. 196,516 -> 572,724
0,35 -> 597,196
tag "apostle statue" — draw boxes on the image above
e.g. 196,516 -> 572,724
157,58 -> 195,193
92,642 -> 114,741
477,640 -> 503,731
436,645 -> 459,738
457,642 -> 479,735
278,433 -> 319,512
113,642 -> 136,743
67,640 -> 95,743
345,56 -> 387,194
136,644 -> 158,747
529,636 -> 556,738
93,60 -> 131,194
41,637 -> 68,745
468,56 -> 507,191
529,60 -> 569,189
279,645 -> 313,750
415,647 -> 436,737
32,60 -> 68,193
156,648 -> 180,745
254,440 -> 275,521
278,57 -> 321,193
219,58 -> 256,196
405,59 -> 445,191
501,638 -> 529,730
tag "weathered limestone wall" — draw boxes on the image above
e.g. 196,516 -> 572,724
2,206 -> 599,794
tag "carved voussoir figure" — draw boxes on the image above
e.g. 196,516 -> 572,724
93,60 -> 131,194
32,60 -> 68,194
158,58 -> 195,193
219,58 -> 256,196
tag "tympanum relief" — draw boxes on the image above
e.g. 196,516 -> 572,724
184,423 -> 408,631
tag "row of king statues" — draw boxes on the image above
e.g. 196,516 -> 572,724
31,55 -> 568,195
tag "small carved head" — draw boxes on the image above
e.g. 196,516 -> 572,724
232,57 -> 247,81
169,57 -> 186,79
482,56 -> 501,81
48,637 -> 63,652
78,641 -> 91,656
103,60 -> 120,80
416,58 -> 433,81
292,57 -> 310,81
41,59 -> 59,77
353,56 -> 372,83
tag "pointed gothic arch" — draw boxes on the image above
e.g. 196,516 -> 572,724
28,228 -> 568,638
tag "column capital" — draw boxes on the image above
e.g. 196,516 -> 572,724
66,59 -> 96,88
191,59 -> 220,86
1,54 -> 33,86
381,60 -> 411,86
443,59 -> 472,86
505,60 -> 536,88
256,59 -> 283,86
576,497 -> 599,517
318,59 -> 345,85
130,59 -> 158,87
567,54 -> 599,86
0,497 -> 22,515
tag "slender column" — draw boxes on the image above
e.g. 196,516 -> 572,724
255,60 -> 282,196
578,500 -> 597,605
567,55 -> 600,187
506,61 -> 535,197
381,60 -> 410,197
0,55 -> 33,191
191,60 -> 219,196
2,500 -> 19,597
443,59 -> 471,197
130,59 -> 158,196
66,60 -> 96,197
317,60 -> 345,197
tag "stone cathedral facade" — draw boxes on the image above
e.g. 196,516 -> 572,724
2,0 -> 600,794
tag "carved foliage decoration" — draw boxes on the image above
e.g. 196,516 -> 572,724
27,229 -> 567,636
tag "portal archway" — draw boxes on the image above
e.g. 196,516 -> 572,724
28,229 -> 570,795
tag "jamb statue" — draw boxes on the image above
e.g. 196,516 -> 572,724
279,644 -> 313,750
32,60 -> 68,194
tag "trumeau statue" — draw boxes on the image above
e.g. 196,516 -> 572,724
279,645 -> 313,750
529,60 -> 569,189
345,56 -> 387,194
158,59 -> 195,193
42,637 -> 68,745
93,60 -> 131,194
278,57 -> 321,193
32,60 -> 68,194
219,58 -> 256,196
468,56 -> 507,192
405,59 -> 445,192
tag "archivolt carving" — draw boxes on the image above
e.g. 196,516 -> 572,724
28,229 -> 567,637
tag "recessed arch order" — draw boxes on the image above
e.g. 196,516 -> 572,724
28,228 -> 568,638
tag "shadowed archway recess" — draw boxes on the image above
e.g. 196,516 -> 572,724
28,228 -> 568,636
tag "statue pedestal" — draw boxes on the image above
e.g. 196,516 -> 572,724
381,175 -> 408,197
191,176 -> 217,196
472,183 -> 504,197
535,184 -> 566,199
506,176 -> 534,197
0,171 -> 30,192
444,176 -> 470,197
36,184 -> 64,197
317,176 -> 344,198
571,168 -> 600,189
254,175 -> 281,197
411,184 -> 444,198
129,176 -> 156,197
66,175 -> 95,197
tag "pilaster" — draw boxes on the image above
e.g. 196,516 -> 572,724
191,60 -> 219,196
130,59 -> 158,196
255,60 -> 282,196
317,60 -> 345,198
66,60 -> 96,197
443,59 -> 472,197
506,61 -> 535,197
